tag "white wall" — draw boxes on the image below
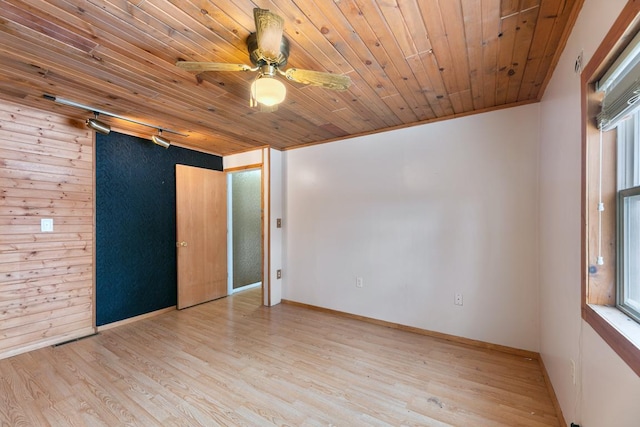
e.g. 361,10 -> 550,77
284,104 -> 541,351
539,0 -> 640,425
224,149 -> 262,169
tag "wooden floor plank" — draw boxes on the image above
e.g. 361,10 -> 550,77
0,288 -> 559,426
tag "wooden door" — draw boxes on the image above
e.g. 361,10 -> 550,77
176,164 -> 227,309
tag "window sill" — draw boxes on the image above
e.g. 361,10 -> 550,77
585,304 -> 640,375
589,305 -> 640,348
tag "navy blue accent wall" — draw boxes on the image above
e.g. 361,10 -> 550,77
96,132 -> 223,326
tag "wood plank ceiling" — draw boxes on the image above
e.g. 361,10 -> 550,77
0,0 -> 583,156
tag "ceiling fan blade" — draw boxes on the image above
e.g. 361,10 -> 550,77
284,68 -> 352,91
176,61 -> 254,72
254,8 -> 284,62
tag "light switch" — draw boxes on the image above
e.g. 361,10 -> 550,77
41,218 -> 54,232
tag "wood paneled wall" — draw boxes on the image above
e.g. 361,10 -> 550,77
0,99 -> 94,359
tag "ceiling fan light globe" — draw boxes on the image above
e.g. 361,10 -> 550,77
251,77 -> 286,106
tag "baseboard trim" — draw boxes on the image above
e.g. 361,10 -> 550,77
281,298 -> 538,358
539,356 -> 568,427
0,326 -> 97,360
96,306 -> 176,332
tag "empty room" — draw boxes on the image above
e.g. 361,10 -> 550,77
1,1 -> 639,426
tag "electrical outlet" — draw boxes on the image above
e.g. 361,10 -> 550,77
454,292 -> 463,306
276,269 -> 282,279
356,277 -> 363,288
41,218 -> 54,232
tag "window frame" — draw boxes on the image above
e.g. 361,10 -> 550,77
581,0 -> 640,377
617,185 -> 640,322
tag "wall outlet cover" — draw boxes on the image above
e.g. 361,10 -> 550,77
41,218 -> 54,232
454,292 -> 463,306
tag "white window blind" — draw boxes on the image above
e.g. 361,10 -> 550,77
597,30 -> 640,131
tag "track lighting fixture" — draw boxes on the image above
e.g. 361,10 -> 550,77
151,130 -> 171,149
44,95 -> 187,148
86,112 -> 111,135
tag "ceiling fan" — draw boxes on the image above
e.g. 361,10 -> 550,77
176,8 -> 351,111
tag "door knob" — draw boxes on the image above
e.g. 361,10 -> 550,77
176,241 -> 188,247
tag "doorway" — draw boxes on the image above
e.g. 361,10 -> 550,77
227,169 -> 262,294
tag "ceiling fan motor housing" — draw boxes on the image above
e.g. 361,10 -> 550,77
247,33 -> 289,68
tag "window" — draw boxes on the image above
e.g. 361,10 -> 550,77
617,113 -> 640,323
582,0 -> 640,377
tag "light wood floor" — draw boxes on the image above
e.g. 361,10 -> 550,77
0,288 -> 560,426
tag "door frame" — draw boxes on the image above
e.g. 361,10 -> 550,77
224,147 -> 282,307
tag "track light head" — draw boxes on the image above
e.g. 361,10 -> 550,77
152,131 -> 171,149
86,112 -> 111,135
